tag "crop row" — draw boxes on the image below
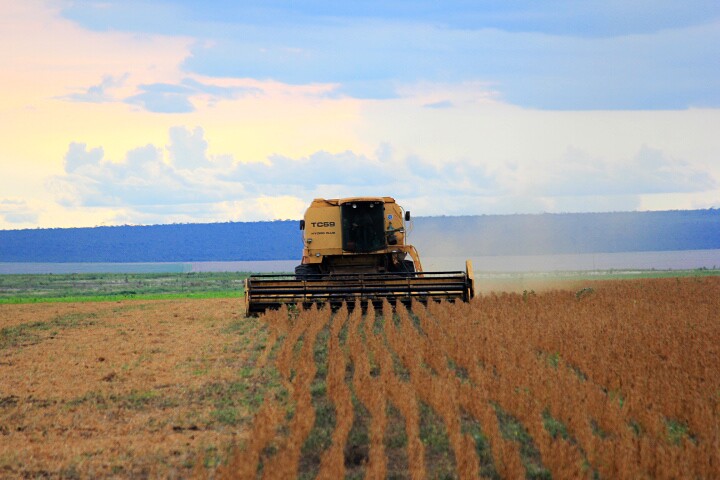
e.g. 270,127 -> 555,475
222,277 -> 720,479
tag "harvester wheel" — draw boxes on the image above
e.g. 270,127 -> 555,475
391,259 -> 415,276
295,264 -> 320,279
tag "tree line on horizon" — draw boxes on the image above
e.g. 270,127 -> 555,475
1,210 -> 719,263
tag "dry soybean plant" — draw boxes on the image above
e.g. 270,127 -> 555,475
225,276 -> 720,479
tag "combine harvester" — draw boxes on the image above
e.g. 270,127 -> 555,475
245,197 -> 474,314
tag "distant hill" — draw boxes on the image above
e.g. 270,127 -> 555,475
1,209 -> 719,263
0,221 -> 300,262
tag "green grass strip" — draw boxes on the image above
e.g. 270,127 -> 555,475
0,290 -> 243,304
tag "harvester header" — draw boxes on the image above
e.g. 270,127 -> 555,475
245,197 -> 474,314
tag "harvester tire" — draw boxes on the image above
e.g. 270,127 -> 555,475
295,264 -> 320,279
392,259 -> 416,276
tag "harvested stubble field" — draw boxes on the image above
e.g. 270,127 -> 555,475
0,298 -> 274,478
1,277 -> 719,479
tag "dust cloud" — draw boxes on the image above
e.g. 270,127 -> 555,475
407,214 -> 720,293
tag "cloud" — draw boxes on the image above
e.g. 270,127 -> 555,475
61,1 -> 720,38
529,146 -> 716,196
64,142 -> 104,172
177,18 -> 720,109
404,156 -> 498,194
0,199 -> 39,224
423,100 -> 454,109
51,137 -> 233,207
224,151 -> 392,187
167,126 -> 210,169
179,78 -> 260,100
124,77 -> 263,113
60,1 -> 720,109
220,149 -> 501,203
59,73 -> 129,103
58,75 -> 250,113
49,127 -> 504,220
125,83 -> 196,113
47,123 -> 718,225
109,196 -> 309,225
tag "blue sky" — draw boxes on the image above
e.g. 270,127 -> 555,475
61,0 -> 720,109
0,1 -> 718,228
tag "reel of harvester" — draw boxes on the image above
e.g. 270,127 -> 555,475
245,261 -> 474,315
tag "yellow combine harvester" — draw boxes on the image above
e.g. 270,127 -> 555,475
245,197 -> 474,314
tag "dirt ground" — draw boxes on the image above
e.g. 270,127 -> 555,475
0,299 -> 268,478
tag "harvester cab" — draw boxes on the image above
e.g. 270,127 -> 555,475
297,197 -> 419,276
245,197 -> 474,314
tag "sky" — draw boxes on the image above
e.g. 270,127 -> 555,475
1,0 -> 719,229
